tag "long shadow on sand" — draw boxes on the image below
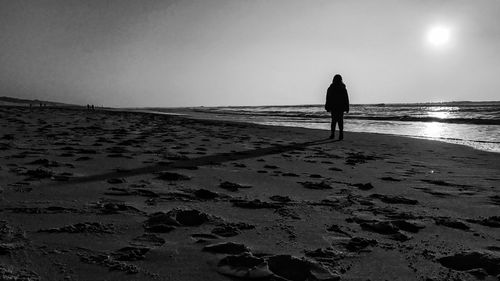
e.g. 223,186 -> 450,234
58,138 -> 337,186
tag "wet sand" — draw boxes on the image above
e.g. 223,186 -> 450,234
0,105 -> 499,281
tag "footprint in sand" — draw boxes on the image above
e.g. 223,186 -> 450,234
438,250 -> 500,277
58,150 -> 76,157
211,222 -> 255,237
326,224 -> 351,237
143,209 -> 213,233
489,195 -> 500,206
107,178 -> 126,184
92,200 -> 144,215
192,188 -> 220,200
349,217 -> 424,241
267,254 -> 340,281
75,156 -> 92,161
38,222 -> 115,234
78,250 -> 140,274
421,179 -> 471,188
380,176 -> 402,182
369,194 -> 418,205
104,187 -> 159,198
112,246 -> 150,261
211,225 -> 241,237
434,217 -> 470,230
282,172 -> 300,177
466,216 -> 500,228
231,199 -> 280,209
352,182 -> 374,190
269,195 -> 292,203
191,233 -> 219,242
344,237 -> 378,252
23,168 -> 54,181
305,247 -> 345,263
203,242 -> 250,255
216,253 -> 271,279
26,158 -> 60,167
6,206 -> 80,214
219,181 -> 252,192
345,152 -> 378,166
204,243 -> 341,281
299,181 -> 332,190
156,171 -> 191,181
130,233 -> 165,247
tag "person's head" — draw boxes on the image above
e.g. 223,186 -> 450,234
332,74 -> 343,84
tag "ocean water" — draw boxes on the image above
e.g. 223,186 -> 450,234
188,101 -> 500,153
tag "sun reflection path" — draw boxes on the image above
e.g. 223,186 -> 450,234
430,111 -> 449,119
427,107 -> 452,119
422,122 -> 444,138
422,108 -> 451,138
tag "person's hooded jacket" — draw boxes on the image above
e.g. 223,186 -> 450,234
325,82 -> 349,113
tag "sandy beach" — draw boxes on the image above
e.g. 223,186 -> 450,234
0,105 -> 499,281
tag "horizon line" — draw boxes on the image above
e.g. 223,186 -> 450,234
137,100 -> 500,109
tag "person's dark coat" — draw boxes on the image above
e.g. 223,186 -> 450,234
325,83 -> 349,113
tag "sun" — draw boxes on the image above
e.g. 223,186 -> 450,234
427,25 -> 451,47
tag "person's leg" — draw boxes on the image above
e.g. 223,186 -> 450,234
338,113 -> 344,140
330,113 -> 336,139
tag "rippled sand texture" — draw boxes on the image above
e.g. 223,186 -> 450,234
0,106 -> 499,281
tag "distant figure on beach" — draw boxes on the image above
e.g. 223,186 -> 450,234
325,74 -> 349,140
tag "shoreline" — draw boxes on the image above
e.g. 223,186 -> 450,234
126,107 -> 500,155
1,105 -> 499,280
2,103 -> 499,153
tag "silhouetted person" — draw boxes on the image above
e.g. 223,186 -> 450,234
325,74 -> 349,140
91,104 -> 95,110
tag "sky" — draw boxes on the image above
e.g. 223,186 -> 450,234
1,0 -> 499,107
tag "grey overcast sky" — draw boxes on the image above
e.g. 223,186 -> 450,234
1,0 -> 499,107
